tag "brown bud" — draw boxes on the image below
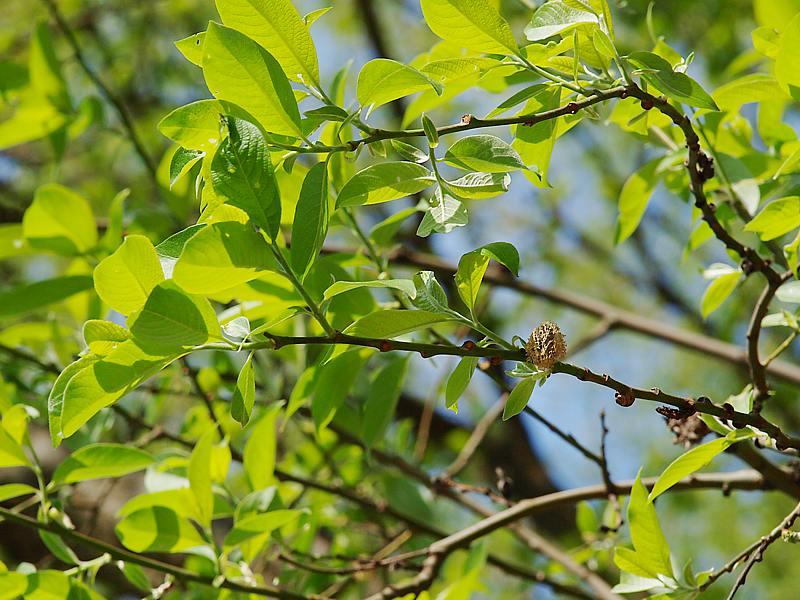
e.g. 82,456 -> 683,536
566,102 -> 579,114
462,340 -> 477,351
525,321 -> 567,370
378,340 -> 392,352
641,98 -> 654,110
615,391 -> 635,407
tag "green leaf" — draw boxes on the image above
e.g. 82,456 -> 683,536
648,430 -> 754,501
215,0 -> 320,86
175,32 -> 206,66
627,472 -> 673,578
614,547 -> 660,579
776,13 -> 800,99
189,428 -> 215,527
170,147 -> 204,188
223,509 -> 301,547
211,118 -> 281,239
417,192 -> 469,237
116,506 -> 206,553
173,221 -> 274,294
52,444 -> 154,484
422,114 -> 439,148
336,162 -> 435,208
420,0 -> 518,54
156,224 -> 207,259
446,356 -> 479,410
361,358 -> 409,448
60,342 -> 183,438
344,309 -> 457,338
443,172 -> 511,200
324,279 -> 416,301
202,21 -> 302,137
455,242 -> 519,312
628,52 -> 719,110
48,355 -> 100,446
231,353 -> 256,426
615,158 -> 661,244
524,1 -> 600,41
412,271 -> 452,313
29,22 -> 70,112
94,235 -> 165,315
0,101 -> 69,151
312,349 -> 371,431
444,135 -> 528,173
701,269 -> 741,318
512,85 -> 561,187
777,281 -> 800,303
744,197 -> 800,241
290,162 -> 329,280
83,320 -> 131,355
391,139 -> 429,163
129,281 -> 219,352
244,403 -> 282,491
712,74 -> 786,112
0,275 -> 93,319
0,483 -> 38,503
502,376 -> 537,420
22,184 -> 97,255
0,427 -> 28,468
357,59 -> 442,115
158,100 -> 223,152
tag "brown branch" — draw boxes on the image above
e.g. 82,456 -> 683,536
746,272 -> 793,413
379,247 -> 800,386
698,499 -> 800,598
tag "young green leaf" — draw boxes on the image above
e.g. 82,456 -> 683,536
323,279 -> 417,301
344,309 -> 457,339
0,427 -> 29,469
129,281 -> 219,352
202,21 -> 302,137
391,139 -> 429,163
443,172 -> 511,200
648,429 -> 755,501
628,52 -> 719,110
173,221 -> 275,294
444,135 -> 528,173
455,242 -> 520,312
627,473 -> 673,578
215,0 -> 320,87
94,235 -> 165,315
116,506 -> 206,553
22,184 -> 97,256
512,86 -> 561,187
361,358 -> 409,448
188,428 -> 215,527
312,349 -> 371,431
777,281 -> 800,303
775,13 -> 800,100
416,192 -> 469,237
0,275 -> 94,319
420,0 -> 518,54
446,356 -> 479,411
700,267 -> 741,318
211,118 -> 282,239
231,352 -> 256,426
243,403 -> 282,491
290,162 -> 329,280
357,59 -> 442,114
524,1 -> 599,42
223,509 -> 301,547
336,162 -> 435,208
169,147 -> 203,188
52,444 -> 154,484
175,32 -> 206,66
158,100 -> 223,151
744,196 -> 800,241
422,114 -> 439,148
615,158 -> 661,244
502,376 -> 537,420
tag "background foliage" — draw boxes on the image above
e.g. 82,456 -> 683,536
2,0 -> 800,598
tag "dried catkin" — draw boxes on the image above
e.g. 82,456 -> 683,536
525,321 -> 567,369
